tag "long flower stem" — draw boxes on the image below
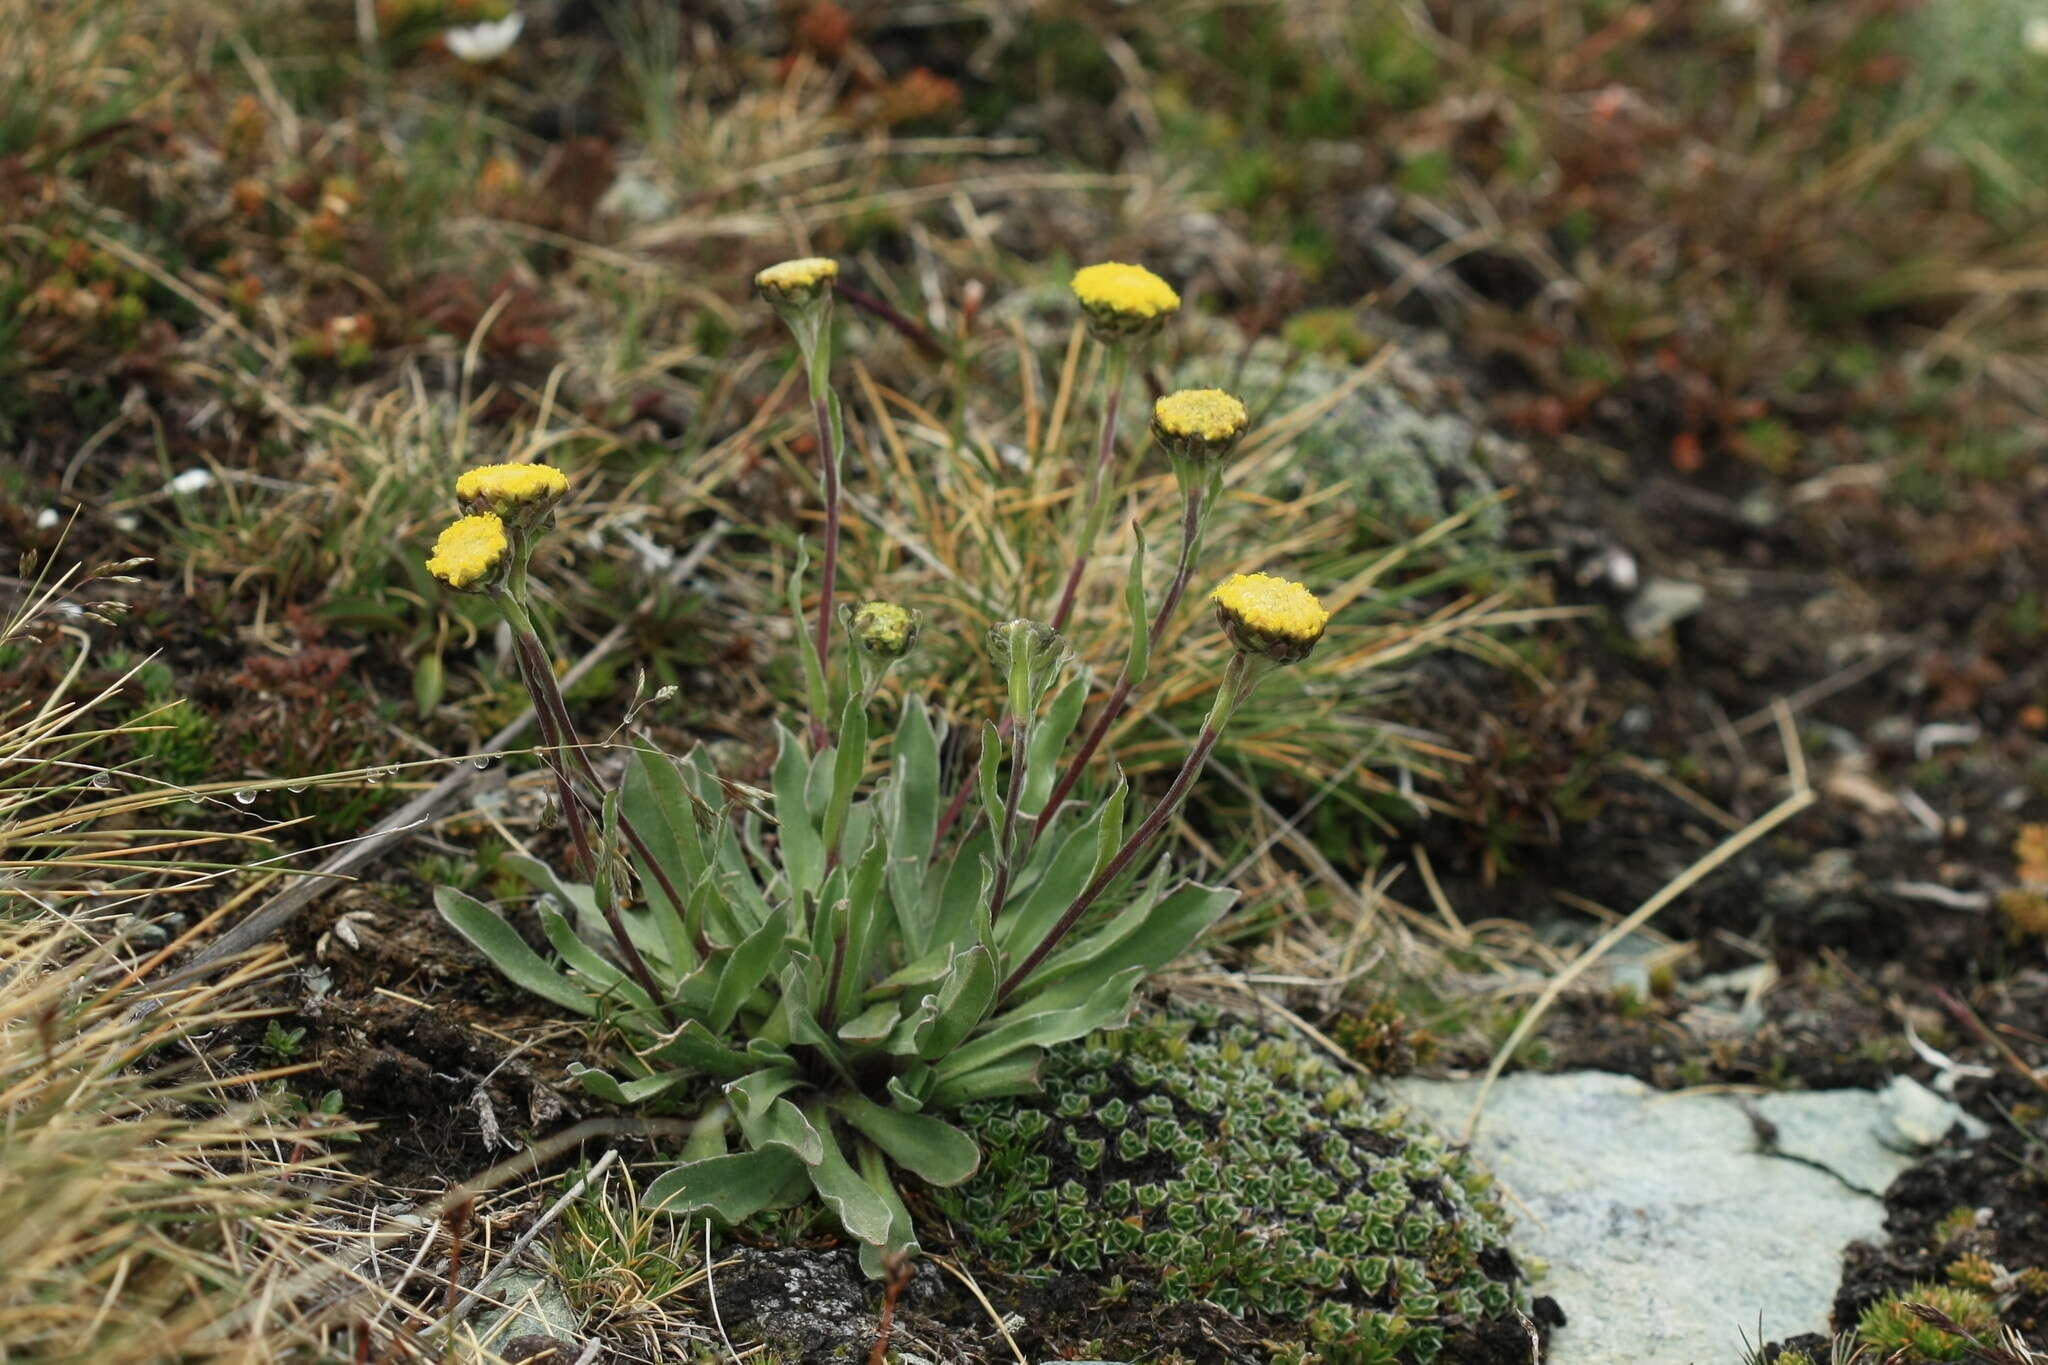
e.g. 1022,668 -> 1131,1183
494,591 -> 675,1025
1048,343 -> 1130,633
997,652 -> 1253,1003
1033,475 -> 1210,835
985,718 -> 1030,923
812,380 -> 840,673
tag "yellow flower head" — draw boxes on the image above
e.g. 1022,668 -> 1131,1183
755,256 -> 839,307
1070,262 -> 1179,340
1152,388 -> 1249,464
850,601 -> 919,659
426,513 -> 510,592
1210,572 -> 1329,664
455,462 -> 568,525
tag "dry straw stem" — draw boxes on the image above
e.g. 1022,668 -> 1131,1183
0,916 -> 356,1365
1459,699 -> 1815,1141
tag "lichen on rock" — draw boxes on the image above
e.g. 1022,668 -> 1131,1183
937,1008 -> 1528,1364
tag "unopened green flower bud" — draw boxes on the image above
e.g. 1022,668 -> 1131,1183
850,601 -> 919,659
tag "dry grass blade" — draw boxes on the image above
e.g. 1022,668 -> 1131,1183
0,916 -> 357,1364
1460,700 -> 1816,1140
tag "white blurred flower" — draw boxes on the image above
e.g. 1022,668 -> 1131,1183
165,468 -> 215,496
446,12 -> 524,64
2027,15 -> 2048,56
34,508 -> 60,530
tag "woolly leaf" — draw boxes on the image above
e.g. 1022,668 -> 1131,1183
804,1115 -> 895,1246
832,1092 -> 980,1186
434,887 -> 592,1017
1019,674 -> 1089,817
645,1149 -> 804,1224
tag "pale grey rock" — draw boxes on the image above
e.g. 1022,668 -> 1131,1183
1388,1070 -> 1964,1362
470,1270 -> 581,1350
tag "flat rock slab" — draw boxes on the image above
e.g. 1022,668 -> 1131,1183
1390,1071 -> 1976,1362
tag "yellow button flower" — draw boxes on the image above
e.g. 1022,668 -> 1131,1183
755,256 -> 839,306
426,513 -> 510,591
1152,388 -> 1248,463
1070,262 -> 1179,340
1210,572 -> 1329,664
455,462 -> 568,524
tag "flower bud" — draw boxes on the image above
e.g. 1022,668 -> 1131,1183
987,618 -> 1071,716
850,601 -> 919,659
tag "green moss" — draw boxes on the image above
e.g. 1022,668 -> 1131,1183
938,1010 -> 1524,1364
1856,1283 -> 1997,1362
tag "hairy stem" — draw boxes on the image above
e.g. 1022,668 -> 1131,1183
1034,475 -> 1209,834
997,652 -> 1252,1003
1048,343 -> 1130,633
985,717 -> 1031,923
496,591 -> 675,1025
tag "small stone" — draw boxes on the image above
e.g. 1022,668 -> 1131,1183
1874,1074 -> 1987,1152
472,1271 -> 580,1346
1621,577 -> 1706,640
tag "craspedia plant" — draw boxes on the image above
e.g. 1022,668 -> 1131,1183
455,461 -> 568,525
1212,571 -> 1331,665
424,512 -> 509,591
1070,261 -> 1180,342
1152,387 -> 1249,465
938,1009 -> 1526,1364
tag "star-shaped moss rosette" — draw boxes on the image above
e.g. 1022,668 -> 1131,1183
939,1010 -> 1527,1363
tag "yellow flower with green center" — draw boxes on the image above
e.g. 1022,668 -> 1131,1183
755,256 -> 839,306
1070,262 -> 1179,340
1210,572 -> 1329,664
425,513 -> 510,591
1152,388 -> 1248,463
455,462 -> 568,523
850,601 -> 918,659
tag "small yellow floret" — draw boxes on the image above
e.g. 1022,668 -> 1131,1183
1211,572 -> 1329,663
426,513 -> 509,590
1071,262 -> 1180,322
1155,389 -> 1248,443
456,462 -> 568,516
755,257 -> 839,296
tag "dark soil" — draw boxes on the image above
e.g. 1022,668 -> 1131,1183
246,882 -> 593,1189
1835,1135 -> 2048,1342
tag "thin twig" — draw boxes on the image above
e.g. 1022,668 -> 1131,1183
438,1149 -> 621,1332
